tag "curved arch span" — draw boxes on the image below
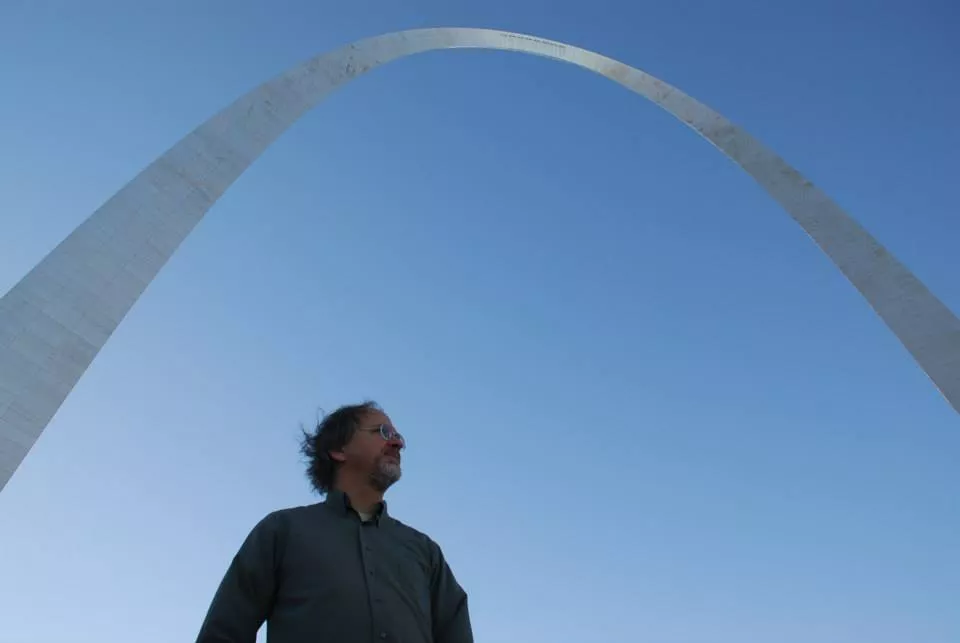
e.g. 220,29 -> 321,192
1,28 -> 957,490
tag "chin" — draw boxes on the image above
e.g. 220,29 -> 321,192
371,464 -> 402,492
384,464 -> 402,481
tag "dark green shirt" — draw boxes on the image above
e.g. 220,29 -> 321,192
196,491 -> 473,643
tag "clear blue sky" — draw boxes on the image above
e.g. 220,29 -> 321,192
0,1 -> 958,641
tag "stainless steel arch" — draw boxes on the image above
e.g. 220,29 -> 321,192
1,27 -> 957,491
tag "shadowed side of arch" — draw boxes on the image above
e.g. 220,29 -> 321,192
0,27 -> 957,490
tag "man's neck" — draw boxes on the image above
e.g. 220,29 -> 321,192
335,479 -> 384,515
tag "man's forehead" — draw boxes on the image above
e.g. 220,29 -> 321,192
362,408 -> 392,425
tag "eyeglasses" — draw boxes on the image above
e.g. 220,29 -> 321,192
357,424 -> 405,449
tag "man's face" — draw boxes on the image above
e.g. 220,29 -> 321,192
337,409 -> 404,492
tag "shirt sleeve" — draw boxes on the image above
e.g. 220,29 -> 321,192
429,541 -> 474,643
195,512 -> 285,643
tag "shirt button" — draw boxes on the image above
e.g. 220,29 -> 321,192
379,633 -> 387,640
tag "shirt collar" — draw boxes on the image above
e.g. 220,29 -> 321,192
324,489 -> 391,525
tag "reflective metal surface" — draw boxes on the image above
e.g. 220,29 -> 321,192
1,28 -> 957,491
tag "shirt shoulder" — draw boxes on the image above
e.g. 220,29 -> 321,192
388,515 -> 430,539
262,503 -> 328,527
388,517 -> 443,557
246,504 -> 332,563
249,503 -> 328,537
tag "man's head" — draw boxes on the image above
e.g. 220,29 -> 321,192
300,401 -> 405,495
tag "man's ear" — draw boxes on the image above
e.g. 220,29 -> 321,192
328,449 -> 346,463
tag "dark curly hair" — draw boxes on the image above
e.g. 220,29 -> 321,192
300,401 -> 380,495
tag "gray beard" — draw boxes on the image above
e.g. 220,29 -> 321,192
369,457 -> 402,492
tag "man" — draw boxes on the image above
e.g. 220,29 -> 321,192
196,401 -> 473,643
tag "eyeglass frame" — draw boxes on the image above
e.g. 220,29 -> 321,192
356,423 -> 405,449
